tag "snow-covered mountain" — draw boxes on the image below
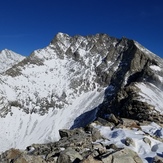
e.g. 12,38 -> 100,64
0,33 -> 110,152
0,49 -> 25,73
0,33 -> 163,162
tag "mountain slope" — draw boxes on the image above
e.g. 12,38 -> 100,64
0,49 -> 25,73
0,33 -> 114,152
0,33 -> 163,161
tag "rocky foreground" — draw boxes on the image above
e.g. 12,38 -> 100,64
1,116 -> 163,163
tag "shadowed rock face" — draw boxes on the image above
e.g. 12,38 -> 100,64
50,33 -> 163,125
96,39 -> 163,123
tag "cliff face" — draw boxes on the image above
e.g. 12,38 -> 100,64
97,39 -> 163,124
0,33 -> 163,162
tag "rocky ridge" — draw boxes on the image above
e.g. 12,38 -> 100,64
0,33 -> 163,162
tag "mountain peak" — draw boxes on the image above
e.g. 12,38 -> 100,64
0,49 -> 25,73
0,48 -> 22,57
50,32 -> 71,46
1,48 -> 14,54
0,33 -> 163,162
56,32 -> 70,39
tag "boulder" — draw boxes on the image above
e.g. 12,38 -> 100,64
125,137 -> 135,147
57,148 -> 83,163
81,155 -> 102,163
59,129 -> 71,138
143,137 -> 151,146
91,127 -> 102,142
101,148 -> 143,163
84,124 -> 102,142
153,155 -> 163,163
0,148 -> 46,163
92,143 -> 106,155
107,113 -> 119,125
121,118 -> 140,129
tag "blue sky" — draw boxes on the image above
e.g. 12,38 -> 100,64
0,0 -> 163,57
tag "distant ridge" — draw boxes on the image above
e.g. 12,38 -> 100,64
0,49 -> 25,73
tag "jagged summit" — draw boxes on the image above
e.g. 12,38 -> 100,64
0,33 -> 163,162
1,48 -> 13,53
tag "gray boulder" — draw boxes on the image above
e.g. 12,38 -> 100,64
153,155 -> 163,163
101,148 -> 143,163
125,137 -> 135,147
57,148 -> 83,163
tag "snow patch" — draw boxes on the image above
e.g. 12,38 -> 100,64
136,83 -> 163,113
94,123 -> 163,163
150,65 -> 161,71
